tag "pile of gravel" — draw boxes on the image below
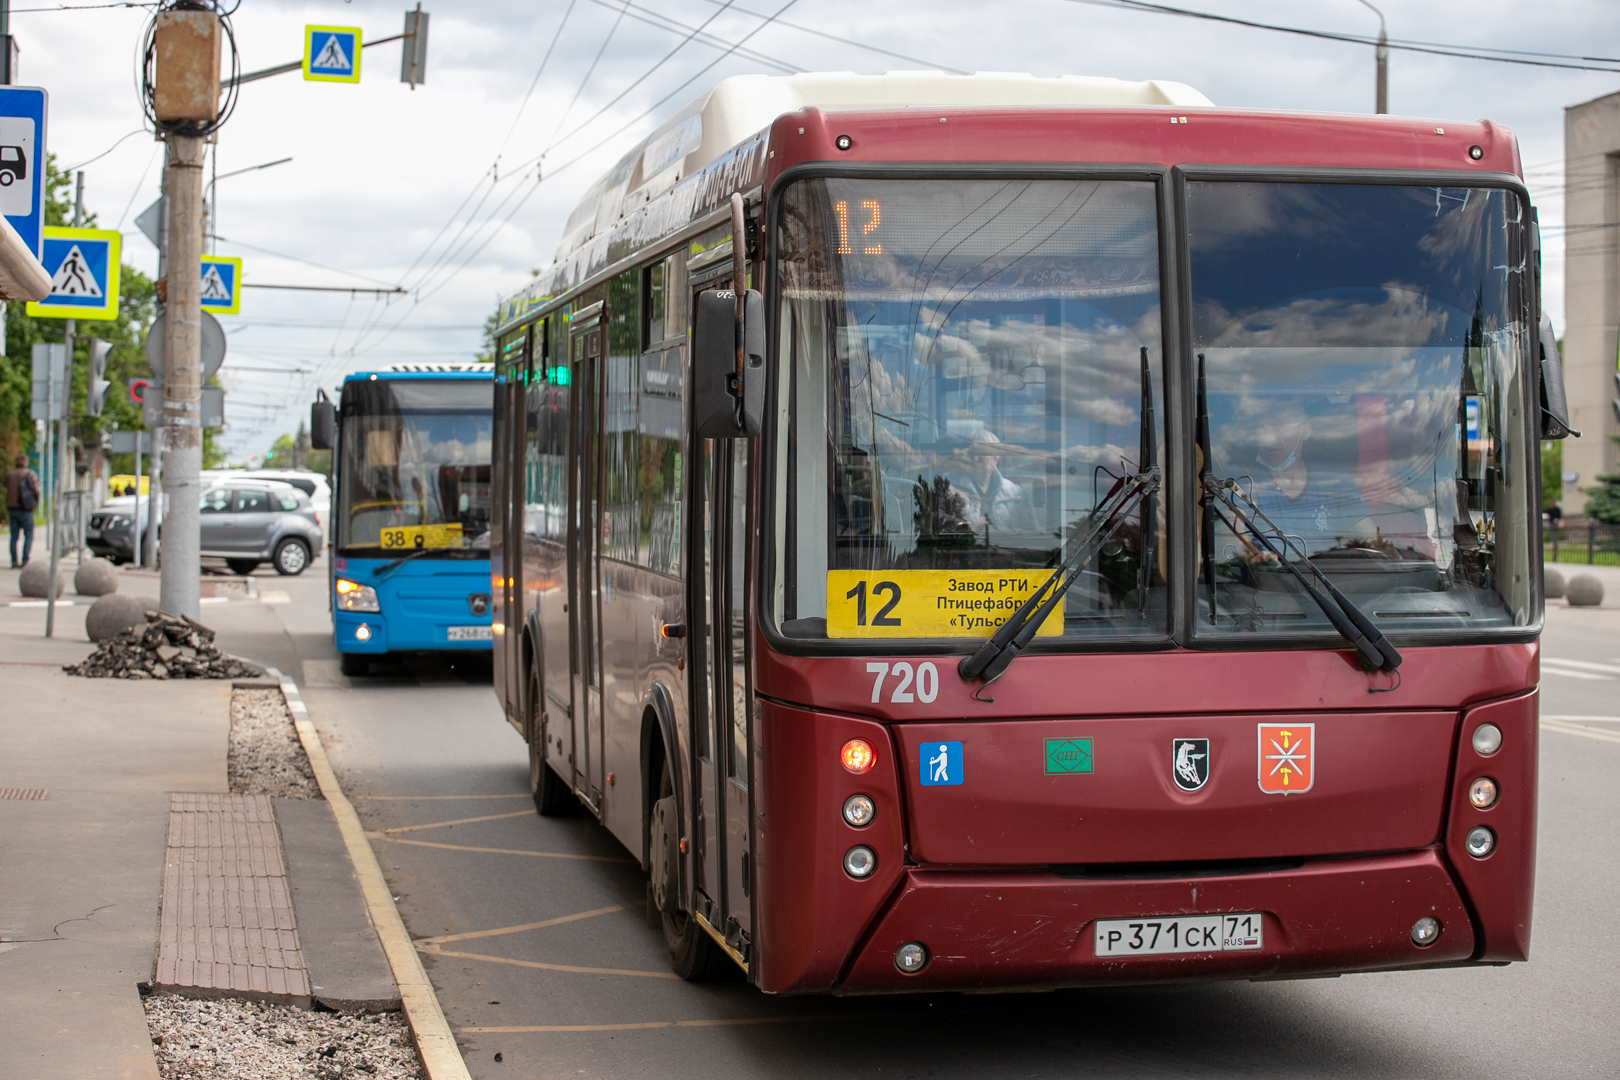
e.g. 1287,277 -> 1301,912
63,610 -> 257,680
229,688 -> 320,800
143,993 -> 422,1080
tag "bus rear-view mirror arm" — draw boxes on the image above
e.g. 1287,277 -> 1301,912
1537,313 -> 1578,440
693,287 -> 765,439
310,390 -> 336,450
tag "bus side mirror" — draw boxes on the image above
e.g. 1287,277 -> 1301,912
693,288 -> 765,439
1537,314 -> 1578,440
310,391 -> 336,450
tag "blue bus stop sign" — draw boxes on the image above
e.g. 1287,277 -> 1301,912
0,86 -> 47,258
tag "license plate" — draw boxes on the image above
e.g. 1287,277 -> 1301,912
447,625 -> 492,641
1094,913 -> 1264,957
86,528 -> 102,538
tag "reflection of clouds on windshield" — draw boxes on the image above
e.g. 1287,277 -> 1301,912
1201,287 -> 1457,348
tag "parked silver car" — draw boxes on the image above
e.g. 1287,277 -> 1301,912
200,479 -> 323,576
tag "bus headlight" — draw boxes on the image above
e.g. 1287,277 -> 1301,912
894,942 -> 928,973
1471,723 -> 1502,756
336,579 -> 381,612
842,794 -> 875,828
1469,777 -> 1498,809
1465,826 -> 1495,858
843,845 -> 877,878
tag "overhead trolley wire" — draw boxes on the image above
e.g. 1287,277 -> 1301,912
583,0 -> 799,73
688,0 -> 971,74
1056,0 -> 1620,73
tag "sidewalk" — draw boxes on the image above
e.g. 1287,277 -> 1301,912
0,556 -> 392,1080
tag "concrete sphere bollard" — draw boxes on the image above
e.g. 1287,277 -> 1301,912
1544,566 -> 1565,600
18,560 -> 63,598
74,557 -> 119,596
1566,573 -> 1605,608
85,593 -> 150,642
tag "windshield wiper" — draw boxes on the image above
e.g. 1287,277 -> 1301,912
372,547 -> 435,581
958,466 -> 1160,700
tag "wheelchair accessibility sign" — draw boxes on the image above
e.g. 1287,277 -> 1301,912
304,26 -> 362,83
27,226 -> 120,320
199,255 -> 242,315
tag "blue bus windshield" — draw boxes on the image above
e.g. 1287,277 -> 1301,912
336,378 -> 493,557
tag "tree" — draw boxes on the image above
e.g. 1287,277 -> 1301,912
1541,438 -> 1561,511
1583,436 -> 1620,524
264,422 -> 330,478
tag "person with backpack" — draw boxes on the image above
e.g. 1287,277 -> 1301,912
6,453 -> 41,567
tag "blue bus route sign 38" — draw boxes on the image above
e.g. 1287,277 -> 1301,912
27,227 -> 121,320
0,86 -> 47,259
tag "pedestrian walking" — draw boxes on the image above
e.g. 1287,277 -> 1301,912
5,453 -> 40,567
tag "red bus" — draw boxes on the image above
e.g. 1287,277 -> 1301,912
487,73 -> 1573,992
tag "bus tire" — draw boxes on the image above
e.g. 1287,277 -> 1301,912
339,652 -> 370,677
653,762 -> 734,981
529,667 -> 577,817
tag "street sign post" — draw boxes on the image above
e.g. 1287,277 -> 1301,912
26,226 -> 121,320
0,86 -> 46,258
304,26 -> 362,83
29,340 -> 65,422
199,254 -> 241,314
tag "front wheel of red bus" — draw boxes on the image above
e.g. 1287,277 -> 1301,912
652,761 -> 735,981
528,667 -> 577,817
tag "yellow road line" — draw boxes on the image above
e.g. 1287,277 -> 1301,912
1542,719 -> 1620,745
418,906 -> 623,946
417,944 -> 679,980
358,793 -> 531,801
370,835 -> 632,862
381,810 -> 535,834
290,709 -> 470,1080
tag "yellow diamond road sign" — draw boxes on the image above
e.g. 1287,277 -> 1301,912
304,26 -> 362,83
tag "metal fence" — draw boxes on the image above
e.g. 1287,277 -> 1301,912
1546,520 -> 1620,566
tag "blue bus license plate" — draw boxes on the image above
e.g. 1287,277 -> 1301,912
447,626 -> 492,641
1094,913 -> 1263,956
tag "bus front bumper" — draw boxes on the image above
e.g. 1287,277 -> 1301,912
833,848 -> 1476,993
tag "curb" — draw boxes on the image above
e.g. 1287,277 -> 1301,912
262,667 -> 472,1080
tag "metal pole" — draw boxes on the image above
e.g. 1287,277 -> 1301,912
159,134 -> 204,619
1355,0 -> 1388,114
45,171 -> 83,637
144,451 -> 160,569
132,432 -> 142,567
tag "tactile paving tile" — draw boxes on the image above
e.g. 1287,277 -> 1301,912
152,793 -> 312,1006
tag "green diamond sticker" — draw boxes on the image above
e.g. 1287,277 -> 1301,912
1044,738 -> 1093,775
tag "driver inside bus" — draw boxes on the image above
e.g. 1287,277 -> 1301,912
944,428 -> 1026,539
1228,400 -> 1376,566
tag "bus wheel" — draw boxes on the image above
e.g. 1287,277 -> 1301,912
529,668 -> 576,816
652,763 -> 734,981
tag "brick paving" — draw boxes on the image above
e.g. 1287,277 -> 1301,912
153,793 -> 312,1006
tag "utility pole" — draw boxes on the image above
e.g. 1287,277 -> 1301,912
1356,0 -> 1388,115
150,6 -> 222,619
44,171 -> 81,637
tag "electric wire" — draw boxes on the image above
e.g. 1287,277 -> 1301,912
687,0 -> 970,74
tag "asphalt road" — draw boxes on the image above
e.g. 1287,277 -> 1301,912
259,563 -> 1620,1079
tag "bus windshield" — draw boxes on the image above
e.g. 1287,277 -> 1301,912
336,377 -> 493,557
1188,182 -> 1533,636
772,177 -> 1167,642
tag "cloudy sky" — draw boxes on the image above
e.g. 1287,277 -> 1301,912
18,0 -> 1618,458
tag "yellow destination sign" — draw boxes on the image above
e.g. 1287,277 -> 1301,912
379,522 -> 463,550
825,569 -> 1064,639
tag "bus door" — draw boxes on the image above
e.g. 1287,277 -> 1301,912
568,315 -> 606,810
689,282 -> 754,956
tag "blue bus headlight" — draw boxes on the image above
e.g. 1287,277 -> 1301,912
336,578 -> 380,612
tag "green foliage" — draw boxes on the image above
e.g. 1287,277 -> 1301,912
1584,436 -> 1620,524
263,422 -> 330,478
1541,439 -> 1562,511
475,310 -> 498,364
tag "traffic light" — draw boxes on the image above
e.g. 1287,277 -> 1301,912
86,338 -> 111,417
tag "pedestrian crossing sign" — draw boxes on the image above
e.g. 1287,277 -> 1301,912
199,255 -> 242,315
26,226 -> 120,320
304,26 -> 362,83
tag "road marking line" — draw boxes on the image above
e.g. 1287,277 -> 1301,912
460,1014 -> 904,1034
1542,719 -> 1620,745
418,906 -> 623,946
381,810 -> 535,834
370,835 -> 632,862
1542,657 -> 1620,675
274,672 -> 471,1080
1542,715 -> 1620,723
417,945 -> 679,979
1538,665 -> 1614,681
358,793 -> 531,801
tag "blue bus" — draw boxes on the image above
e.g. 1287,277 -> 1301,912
311,366 -> 495,676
